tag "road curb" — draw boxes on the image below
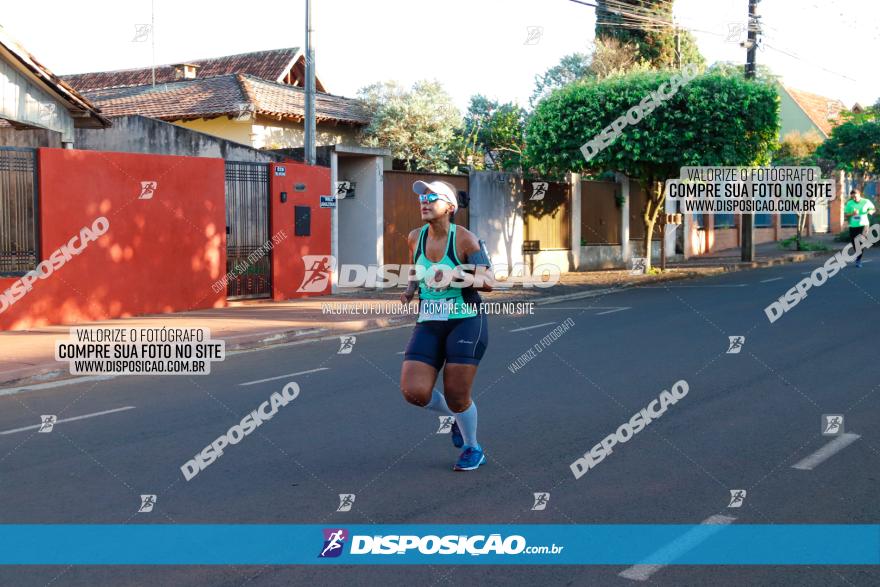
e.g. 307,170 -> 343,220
0,252 -> 828,390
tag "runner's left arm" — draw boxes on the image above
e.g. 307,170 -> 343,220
458,230 -> 494,292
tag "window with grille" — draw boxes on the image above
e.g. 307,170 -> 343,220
0,148 -> 39,276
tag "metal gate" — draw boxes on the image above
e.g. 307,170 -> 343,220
523,179 -> 571,250
382,171 -> 469,266
0,148 -> 39,276
225,161 -> 271,299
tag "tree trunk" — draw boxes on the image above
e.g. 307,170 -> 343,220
645,217 -> 657,266
796,214 -> 804,251
796,211 -> 810,251
855,170 -> 865,192
642,178 -> 665,271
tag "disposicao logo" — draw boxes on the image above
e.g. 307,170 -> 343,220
319,528 -> 348,558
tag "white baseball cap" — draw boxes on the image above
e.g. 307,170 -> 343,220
413,180 -> 458,213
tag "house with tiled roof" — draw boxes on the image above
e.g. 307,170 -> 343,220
778,84 -> 848,139
61,48 -> 369,149
680,84 -> 853,259
62,48 -> 327,92
0,25 -> 110,146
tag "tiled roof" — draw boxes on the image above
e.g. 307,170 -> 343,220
245,76 -> 370,124
82,74 -> 371,125
783,86 -> 848,138
0,25 -> 110,128
61,48 -> 300,91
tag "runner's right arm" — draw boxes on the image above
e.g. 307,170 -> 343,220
401,228 -> 420,304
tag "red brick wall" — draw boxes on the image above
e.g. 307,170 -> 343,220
712,227 -> 739,251
755,227 -> 776,244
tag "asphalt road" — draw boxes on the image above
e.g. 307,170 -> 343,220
1,251 -> 879,586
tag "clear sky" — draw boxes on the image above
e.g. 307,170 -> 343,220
3,0 -> 876,110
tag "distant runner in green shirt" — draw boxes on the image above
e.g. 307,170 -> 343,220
844,189 -> 875,268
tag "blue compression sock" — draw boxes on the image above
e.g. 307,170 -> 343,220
424,389 -> 454,417
454,401 -> 478,448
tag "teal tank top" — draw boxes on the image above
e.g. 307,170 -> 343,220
414,223 -> 479,322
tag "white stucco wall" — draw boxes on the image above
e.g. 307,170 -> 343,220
336,155 -> 383,267
468,171 -> 525,270
174,116 -> 362,149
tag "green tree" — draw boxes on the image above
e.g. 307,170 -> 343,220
773,131 -> 825,250
837,99 -> 879,125
595,0 -> 704,68
773,130 -> 823,167
816,120 -> 880,189
450,95 -> 526,172
529,39 -> 647,108
357,80 -> 461,172
530,53 -> 592,109
590,37 -> 650,79
525,71 -> 779,269
707,60 -> 779,84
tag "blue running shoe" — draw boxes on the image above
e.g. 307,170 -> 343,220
856,260 -> 863,268
450,420 -> 464,448
453,445 -> 486,471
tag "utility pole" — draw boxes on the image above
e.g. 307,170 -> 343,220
304,0 -> 316,166
673,16 -> 681,70
740,0 -> 760,261
151,0 -> 156,87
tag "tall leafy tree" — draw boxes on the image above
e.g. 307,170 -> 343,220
773,131 -> 825,250
590,37 -> 650,79
357,80 -> 461,172
773,131 -> 824,167
707,61 -> 779,84
530,53 -> 592,108
525,71 -> 779,269
817,120 -> 880,189
595,0 -> 704,68
451,95 -> 526,172
529,39 -> 646,108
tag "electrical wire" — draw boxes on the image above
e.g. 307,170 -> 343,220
576,0 -> 862,83
761,42 -> 857,83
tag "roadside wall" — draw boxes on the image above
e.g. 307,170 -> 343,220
468,171 -> 525,270
75,115 -> 283,163
268,162 -> 332,299
0,148 -> 225,330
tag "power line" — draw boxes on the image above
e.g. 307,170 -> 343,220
601,0 -> 675,27
602,0 -> 673,15
595,21 -> 671,32
569,0 -> 676,27
603,0 -> 677,15
576,0 -> 862,84
761,42 -> 857,83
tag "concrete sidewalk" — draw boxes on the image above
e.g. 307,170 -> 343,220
0,237 -> 841,388
669,232 -> 840,266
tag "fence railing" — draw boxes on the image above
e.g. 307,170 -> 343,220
0,147 -> 39,276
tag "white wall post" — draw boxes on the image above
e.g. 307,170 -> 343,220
682,210 -> 691,259
375,156 -> 384,268
330,150 -> 339,293
570,172 -> 582,270
616,173 -> 631,264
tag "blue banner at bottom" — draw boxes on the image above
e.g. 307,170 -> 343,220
0,524 -> 877,565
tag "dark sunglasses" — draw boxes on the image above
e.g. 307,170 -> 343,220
418,193 -> 443,204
